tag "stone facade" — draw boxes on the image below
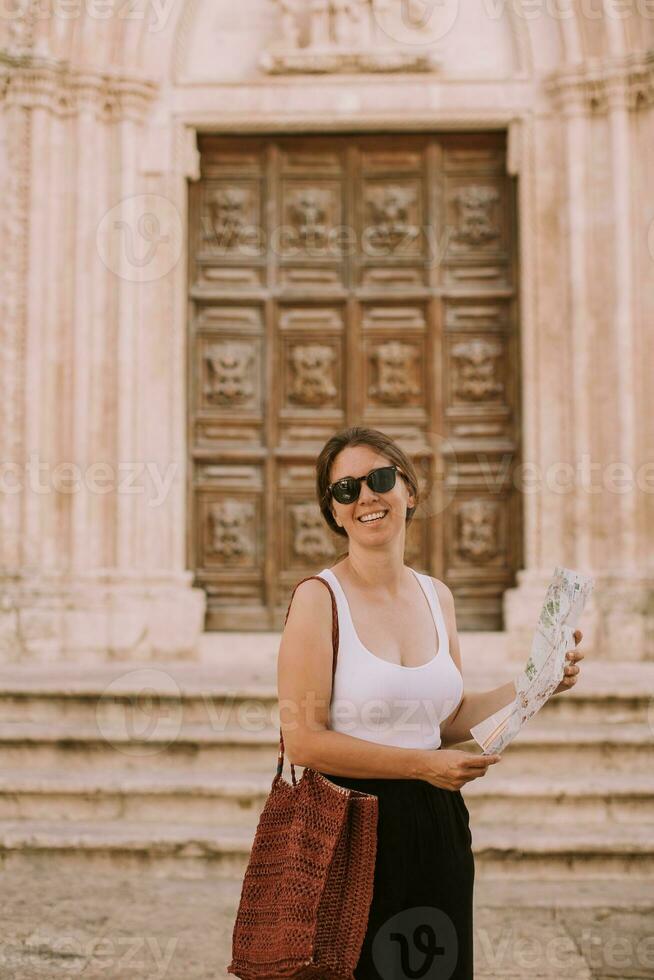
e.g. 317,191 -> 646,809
0,0 -> 653,661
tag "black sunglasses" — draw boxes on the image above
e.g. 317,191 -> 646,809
327,464 -> 405,505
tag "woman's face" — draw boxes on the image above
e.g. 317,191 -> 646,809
329,445 -> 415,541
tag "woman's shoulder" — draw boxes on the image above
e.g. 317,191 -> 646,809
285,574 -> 333,620
421,572 -> 454,610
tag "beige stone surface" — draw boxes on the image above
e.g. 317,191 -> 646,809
1,864 -> 652,979
0,4 -> 652,662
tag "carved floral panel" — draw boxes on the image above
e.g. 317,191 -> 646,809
445,180 -> 507,259
454,498 -> 502,564
281,181 -> 343,257
203,498 -> 258,566
450,337 -> 505,405
200,339 -> 260,411
199,181 -> 262,255
363,181 -> 423,257
366,339 -> 424,408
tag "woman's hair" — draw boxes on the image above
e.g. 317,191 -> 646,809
316,426 -> 420,544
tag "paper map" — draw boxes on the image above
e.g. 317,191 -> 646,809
470,566 -> 594,755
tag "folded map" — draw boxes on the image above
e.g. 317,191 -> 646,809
470,566 -> 594,755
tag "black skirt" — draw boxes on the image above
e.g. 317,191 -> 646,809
315,770 -> 475,980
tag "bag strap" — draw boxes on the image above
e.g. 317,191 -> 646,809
276,574 -> 339,786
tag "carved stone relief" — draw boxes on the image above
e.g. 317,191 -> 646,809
204,342 -> 256,406
369,340 -> 421,405
364,184 -> 420,253
291,503 -> 335,561
451,186 -> 500,246
286,187 -> 331,250
261,0 -> 441,74
207,500 -> 255,560
451,338 -> 504,402
288,345 -> 338,406
456,499 -> 500,563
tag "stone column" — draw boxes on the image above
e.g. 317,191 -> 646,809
0,45 -> 205,663
503,57 -> 654,662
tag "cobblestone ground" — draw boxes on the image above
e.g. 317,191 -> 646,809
1,862 -> 652,980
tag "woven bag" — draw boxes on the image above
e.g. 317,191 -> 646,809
227,574 -> 379,980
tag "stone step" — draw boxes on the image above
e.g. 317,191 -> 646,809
0,662 -> 651,730
0,769 -> 274,824
0,719 -> 649,776
0,817 -> 651,880
0,687 -> 647,736
1,768 -> 652,828
464,773 -> 654,824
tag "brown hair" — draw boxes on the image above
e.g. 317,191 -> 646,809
316,426 -> 420,546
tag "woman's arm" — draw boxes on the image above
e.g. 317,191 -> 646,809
431,578 -> 516,748
278,578 -> 432,779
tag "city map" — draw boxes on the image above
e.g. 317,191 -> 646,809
470,566 -> 595,755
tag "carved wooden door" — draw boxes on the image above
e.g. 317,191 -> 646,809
188,133 -> 522,630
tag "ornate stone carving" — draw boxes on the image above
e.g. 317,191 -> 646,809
204,342 -> 255,406
451,186 -> 500,246
207,500 -> 255,560
365,185 -> 419,252
545,51 -> 654,114
287,187 -> 331,250
0,55 -> 158,120
261,0 -> 441,74
369,340 -> 421,405
203,187 -> 249,249
456,499 -> 500,563
5,0 -> 40,56
451,339 -> 504,402
291,503 -> 335,561
288,345 -> 337,405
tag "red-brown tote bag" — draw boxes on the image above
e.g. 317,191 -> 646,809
227,575 -> 379,980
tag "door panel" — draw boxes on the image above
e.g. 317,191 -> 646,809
187,132 -> 521,630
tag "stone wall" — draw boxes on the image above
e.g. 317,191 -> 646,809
0,0 -> 652,660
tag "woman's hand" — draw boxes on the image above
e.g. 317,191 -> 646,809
552,628 -> 584,695
420,749 -> 501,791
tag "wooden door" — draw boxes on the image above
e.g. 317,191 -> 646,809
187,132 -> 522,630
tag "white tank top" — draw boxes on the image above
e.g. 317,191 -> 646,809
317,566 -> 464,751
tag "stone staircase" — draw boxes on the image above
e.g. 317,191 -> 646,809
1,646 -> 653,977
0,652 -> 652,885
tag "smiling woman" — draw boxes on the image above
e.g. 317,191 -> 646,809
275,425 -> 504,980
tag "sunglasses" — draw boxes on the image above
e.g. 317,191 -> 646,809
327,464 -> 405,505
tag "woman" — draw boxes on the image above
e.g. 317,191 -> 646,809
278,426 -> 583,980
